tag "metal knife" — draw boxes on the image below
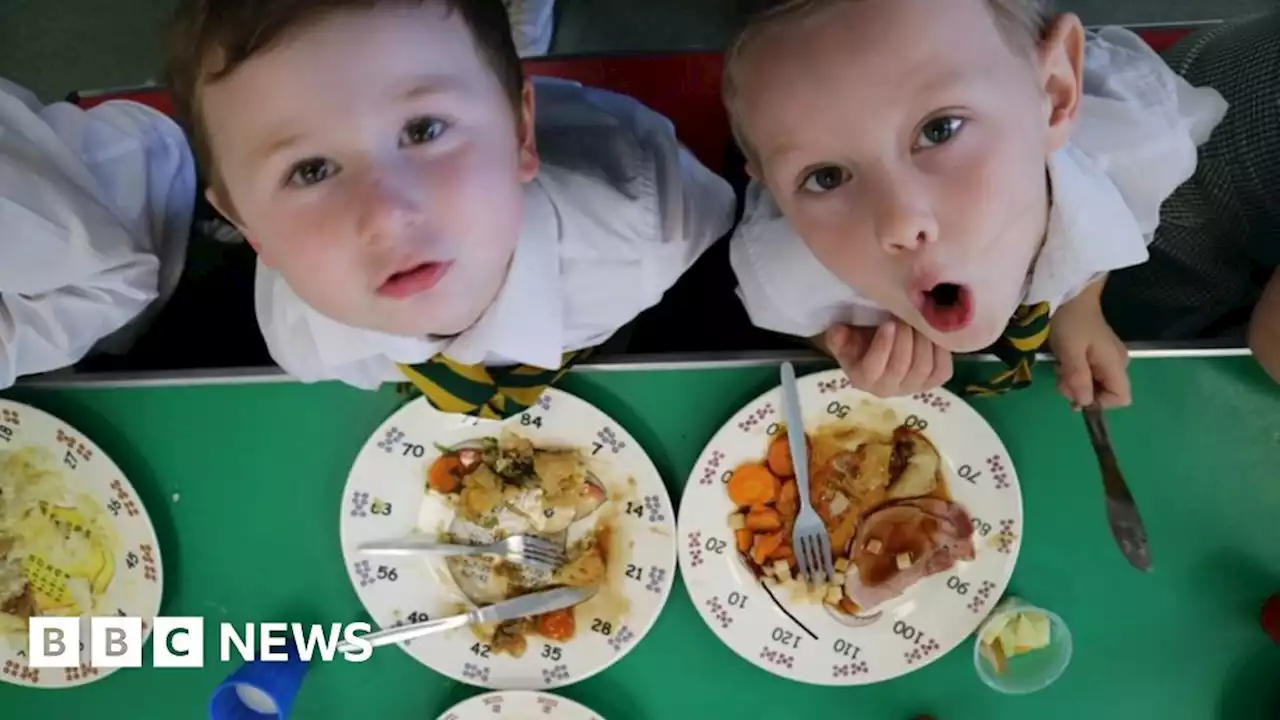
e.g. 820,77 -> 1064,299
339,586 -> 595,651
1082,403 -> 1152,572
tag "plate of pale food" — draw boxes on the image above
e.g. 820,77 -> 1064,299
677,369 -> 1022,685
340,389 -> 675,689
436,690 -> 602,719
0,398 -> 163,688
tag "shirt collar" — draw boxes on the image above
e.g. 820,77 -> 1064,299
436,179 -> 565,369
1024,143 -> 1150,309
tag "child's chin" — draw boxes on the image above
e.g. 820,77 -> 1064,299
932,323 -> 1005,354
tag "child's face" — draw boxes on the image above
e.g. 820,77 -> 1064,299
201,4 -> 537,337
735,0 -> 1078,352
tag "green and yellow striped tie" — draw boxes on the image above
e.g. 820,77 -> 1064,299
397,348 -> 591,420
955,301 -> 1052,397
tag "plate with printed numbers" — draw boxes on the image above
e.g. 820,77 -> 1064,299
340,387 -> 676,690
678,369 -> 1022,685
437,690 -> 601,719
0,398 -> 163,689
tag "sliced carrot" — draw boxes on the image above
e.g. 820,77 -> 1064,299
735,529 -> 754,554
536,608 -> 576,642
727,464 -> 781,507
769,543 -> 794,561
745,507 -> 783,533
767,433 -> 812,477
750,532 -> 785,566
766,435 -> 794,477
777,481 -> 799,520
838,597 -> 860,616
427,455 -> 464,493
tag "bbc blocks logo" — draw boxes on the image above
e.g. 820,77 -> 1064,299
28,617 -> 374,668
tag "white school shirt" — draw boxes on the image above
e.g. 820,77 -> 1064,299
257,77 -> 737,389
0,77 -> 196,389
730,27 -> 1230,338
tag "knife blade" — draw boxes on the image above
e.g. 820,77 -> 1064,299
340,586 -> 596,651
1082,404 -> 1152,572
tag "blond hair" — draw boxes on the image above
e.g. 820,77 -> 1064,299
723,0 -> 1054,162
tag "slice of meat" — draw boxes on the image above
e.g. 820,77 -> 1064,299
844,499 -> 976,610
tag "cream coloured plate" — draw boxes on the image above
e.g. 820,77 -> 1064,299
677,369 -> 1022,685
0,398 -> 163,688
340,389 -> 675,689
438,690 -> 601,719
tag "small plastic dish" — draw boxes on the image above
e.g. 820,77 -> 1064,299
972,599 -> 1073,695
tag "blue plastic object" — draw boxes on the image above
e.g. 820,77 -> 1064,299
208,638 -> 310,719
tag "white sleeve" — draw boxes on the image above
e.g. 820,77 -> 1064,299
642,126 -> 736,306
0,79 -> 195,389
729,182 -> 889,338
1075,28 -> 1229,238
529,78 -> 737,347
254,264 -> 428,390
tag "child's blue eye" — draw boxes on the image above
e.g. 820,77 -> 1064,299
399,117 -> 448,146
917,117 -> 964,149
286,158 -> 339,188
801,165 -> 851,194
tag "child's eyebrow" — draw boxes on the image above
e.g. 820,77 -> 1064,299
248,74 -> 469,165
393,73 -> 470,101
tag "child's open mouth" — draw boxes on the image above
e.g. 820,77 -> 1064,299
918,282 -> 974,333
377,261 -> 453,300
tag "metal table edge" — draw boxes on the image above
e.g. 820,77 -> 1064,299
10,342 -> 1253,390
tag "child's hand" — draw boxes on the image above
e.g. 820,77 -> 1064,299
822,321 -> 953,398
1048,294 -> 1131,409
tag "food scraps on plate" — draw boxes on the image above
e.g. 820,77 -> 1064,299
725,422 -> 977,615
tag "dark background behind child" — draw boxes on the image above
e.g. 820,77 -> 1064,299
1103,11 -> 1280,345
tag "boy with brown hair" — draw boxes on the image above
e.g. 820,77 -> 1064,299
725,0 -> 1226,407
165,0 -> 735,417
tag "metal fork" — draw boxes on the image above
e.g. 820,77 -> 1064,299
780,362 -> 835,587
358,534 -> 568,572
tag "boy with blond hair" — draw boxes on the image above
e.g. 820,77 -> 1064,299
726,0 -> 1226,407
166,0 -> 735,418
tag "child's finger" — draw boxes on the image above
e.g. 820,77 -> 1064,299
1090,349 -> 1132,408
858,322 -> 897,380
1056,351 -> 1095,409
926,341 -> 954,388
882,321 -> 917,386
901,328 -> 937,390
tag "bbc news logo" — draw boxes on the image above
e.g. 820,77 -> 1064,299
28,618 -> 374,668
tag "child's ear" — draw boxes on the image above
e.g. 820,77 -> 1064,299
1037,13 -> 1085,154
516,80 -> 540,183
205,186 -> 261,254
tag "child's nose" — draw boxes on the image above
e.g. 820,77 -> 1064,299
356,174 -> 426,246
870,194 -> 942,253
870,178 -> 937,254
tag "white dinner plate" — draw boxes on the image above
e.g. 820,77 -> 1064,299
677,370 -> 1022,685
0,398 -> 164,688
340,389 -> 676,689
437,690 -> 601,719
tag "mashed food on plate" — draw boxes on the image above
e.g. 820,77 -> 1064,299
426,432 -> 619,657
0,446 -> 118,646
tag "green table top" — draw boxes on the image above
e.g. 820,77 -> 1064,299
2,358 -> 1279,719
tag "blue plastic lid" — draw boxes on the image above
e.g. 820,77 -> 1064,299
209,638 -> 310,719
